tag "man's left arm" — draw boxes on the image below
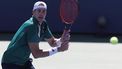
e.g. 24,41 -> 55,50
45,30 -> 70,47
46,37 -> 62,47
43,22 -> 70,47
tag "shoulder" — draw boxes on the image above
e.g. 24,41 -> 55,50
19,18 -> 37,32
23,18 -> 36,28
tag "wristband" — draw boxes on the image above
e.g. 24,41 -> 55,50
49,47 -> 58,56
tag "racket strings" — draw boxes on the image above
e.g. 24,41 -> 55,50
60,0 -> 78,23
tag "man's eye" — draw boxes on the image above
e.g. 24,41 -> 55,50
37,9 -> 46,13
42,10 -> 46,13
38,10 -> 41,12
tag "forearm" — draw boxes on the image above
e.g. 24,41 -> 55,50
32,37 -> 69,58
32,50 -> 49,58
33,47 -> 62,58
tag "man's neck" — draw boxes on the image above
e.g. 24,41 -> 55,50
32,16 -> 43,25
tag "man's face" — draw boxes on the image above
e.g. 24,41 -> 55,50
33,8 -> 47,23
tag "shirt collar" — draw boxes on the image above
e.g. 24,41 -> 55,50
32,16 -> 39,25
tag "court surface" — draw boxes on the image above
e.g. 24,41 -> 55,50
0,41 -> 122,69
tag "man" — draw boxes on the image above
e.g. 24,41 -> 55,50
1,1 -> 70,69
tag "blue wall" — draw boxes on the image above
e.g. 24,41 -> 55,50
1,0 -> 122,34
0,0 -> 37,32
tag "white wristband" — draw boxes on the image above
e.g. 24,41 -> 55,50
55,38 -> 62,47
49,47 -> 58,56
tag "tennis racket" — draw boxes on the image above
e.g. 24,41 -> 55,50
60,0 -> 79,30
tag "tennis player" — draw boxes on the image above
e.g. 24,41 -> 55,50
1,1 -> 70,69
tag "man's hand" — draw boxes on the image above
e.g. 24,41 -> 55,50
58,40 -> 69,52
61,30 -> 70,42
58,30 -> 70,52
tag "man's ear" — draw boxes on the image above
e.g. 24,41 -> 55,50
32,10 -> 36,15
32,11 -> 34,15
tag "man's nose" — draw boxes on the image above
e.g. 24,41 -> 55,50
39,12 -> 44,16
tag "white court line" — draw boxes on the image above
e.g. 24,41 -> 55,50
0,41 -> 122,69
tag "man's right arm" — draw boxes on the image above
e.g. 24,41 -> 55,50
28,41 -> 69,58
28,43 -> 49,58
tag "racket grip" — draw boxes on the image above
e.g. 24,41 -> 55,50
64,24 -> 72,30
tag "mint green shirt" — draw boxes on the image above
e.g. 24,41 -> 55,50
2,17 -> 53,65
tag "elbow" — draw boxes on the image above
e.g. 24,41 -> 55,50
33,54 -> 40,59
33,55 -> 38,59
32,53 -> 48,58
32,52 -> 42,59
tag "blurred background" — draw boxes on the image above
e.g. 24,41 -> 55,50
1,0 -> 122,42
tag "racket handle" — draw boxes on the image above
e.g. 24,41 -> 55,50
64,24 -> 72,30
